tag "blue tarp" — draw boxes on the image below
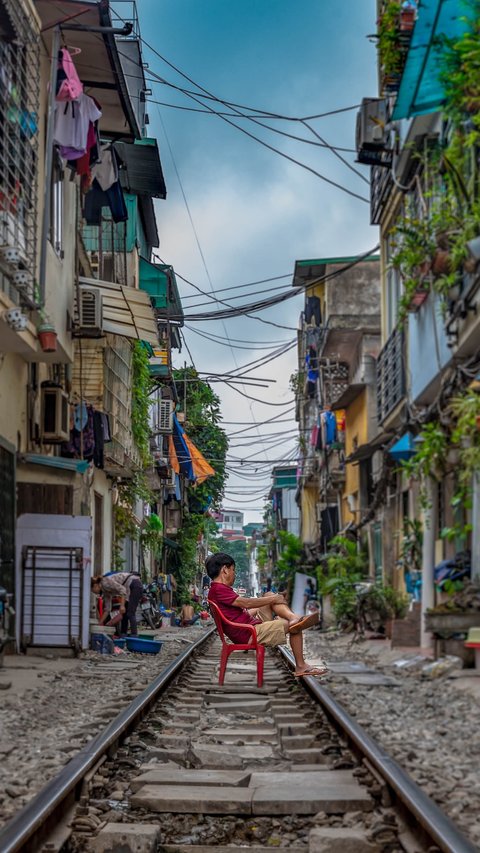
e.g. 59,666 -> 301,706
388,432 -> 416,461
172,414 -> 195,482
392,0 -> 470,120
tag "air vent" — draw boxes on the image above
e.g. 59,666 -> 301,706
78,286 -> 103,337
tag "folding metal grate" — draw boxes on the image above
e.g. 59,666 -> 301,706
0,0 -> 40,306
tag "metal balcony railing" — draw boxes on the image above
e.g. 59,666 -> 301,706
0,1 -> 40,306
376,328 -> 406,424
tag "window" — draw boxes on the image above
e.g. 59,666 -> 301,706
385,231 -> 402,337
0,9 -> 40,304
50,152 -> 64,256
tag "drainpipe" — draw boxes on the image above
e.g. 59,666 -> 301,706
38,25 -> 60,307
472,473 -> 480,582
420,476 -> 437,650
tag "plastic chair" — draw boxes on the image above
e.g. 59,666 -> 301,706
208,600 -> 265,688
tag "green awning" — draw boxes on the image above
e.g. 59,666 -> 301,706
19,453 -> 90,474
139,257 -> 184,322
392,0 -> 470,120
162,536 -> 179,550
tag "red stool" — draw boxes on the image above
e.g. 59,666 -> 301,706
209,600 -> 265,689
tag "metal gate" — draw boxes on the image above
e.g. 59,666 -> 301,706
0,440 -> 15,603
20,546 -> 84,650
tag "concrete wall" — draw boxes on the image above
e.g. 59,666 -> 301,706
325,261 -> 381,326
408,294 -> 451,404
343,389 -> 368,524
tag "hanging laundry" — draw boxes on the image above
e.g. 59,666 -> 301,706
61,403 -> 95,460
91,142 -> 119,191
83,178 -> 128,225
305,294 -> 321,325
56,48 -> 83,101
335,409 -> 346,432
324,410 -> 337,445
54,93 -> 102,157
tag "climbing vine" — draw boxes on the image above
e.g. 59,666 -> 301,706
131,341 -> 153,468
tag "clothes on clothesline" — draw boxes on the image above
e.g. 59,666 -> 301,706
83,178 -> 128,225
53,93 -> 102,156
61,403 -> 112,467
305,295 -> 321,326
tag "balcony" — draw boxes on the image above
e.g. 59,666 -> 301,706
370,165 -> 394,227
376,329 -> 406,424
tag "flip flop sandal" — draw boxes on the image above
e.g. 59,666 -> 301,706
294,666 -> 329,678
289,612 -> 320,634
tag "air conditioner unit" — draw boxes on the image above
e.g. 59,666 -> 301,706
356,98 -> 388,164
41,387 -> 69,443
78,286 -> 103,337
156,399 -> 174,434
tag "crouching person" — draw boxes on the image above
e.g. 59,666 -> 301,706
206,553 -> 328,678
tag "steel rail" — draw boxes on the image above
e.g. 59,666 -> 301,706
0,628 -> 214,853
279,646 -> 477,853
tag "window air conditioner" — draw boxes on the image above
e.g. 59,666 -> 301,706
41,387 -> 69,443
78,286 -> 103,337
356,98 -> 388,164
156,399 -> 174,434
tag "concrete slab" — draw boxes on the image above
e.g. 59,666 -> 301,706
158,847 -> 306,853
204,700 -> 270,713
131,784 -> 253,814
248,770 -> 356,787
252,780 -> 372,815
130,769 -> 251,793
191,743 -> 275,768
202,728 -> 277,743
281,749 -> 330,765
204,687 -> 272,697
87,822 -> 160,853
146,748 -> 186,762
280,735 -> 315,748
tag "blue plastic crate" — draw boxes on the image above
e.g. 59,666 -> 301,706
125,637 -> 162,655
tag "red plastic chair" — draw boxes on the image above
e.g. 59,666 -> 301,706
209,600 -> 265,688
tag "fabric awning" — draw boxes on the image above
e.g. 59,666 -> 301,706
346,432 -> 394,463
392,0 -> 470,120
79,276 -> 159,346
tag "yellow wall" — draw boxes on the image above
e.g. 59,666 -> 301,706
342,389 -> 368,525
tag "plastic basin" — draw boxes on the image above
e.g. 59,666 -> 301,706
113,638 -> 126,648
125,637 -> 163,654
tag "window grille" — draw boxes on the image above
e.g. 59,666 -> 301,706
0,0 -> 40,305
104,335 -> 139,469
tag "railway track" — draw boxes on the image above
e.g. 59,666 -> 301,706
0,630 -> 476,853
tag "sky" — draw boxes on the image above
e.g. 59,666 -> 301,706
122,0 -> 379,522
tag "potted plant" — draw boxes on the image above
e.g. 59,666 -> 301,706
37,319 -> 57,353
400,1 -> 417,31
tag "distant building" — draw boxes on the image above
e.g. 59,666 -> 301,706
216,509 -> 245,541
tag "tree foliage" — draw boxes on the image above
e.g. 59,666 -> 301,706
171,367 -> 229,604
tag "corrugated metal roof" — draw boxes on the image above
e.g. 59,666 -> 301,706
79,277 -> 159,346
392,0 -> 470,120
116,138 -> 167,199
